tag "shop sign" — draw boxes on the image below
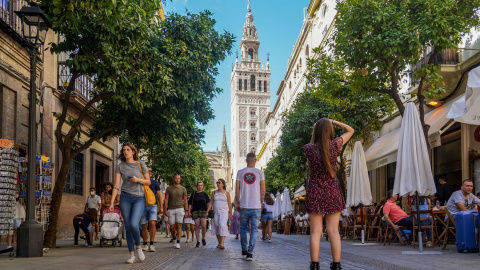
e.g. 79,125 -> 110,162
429,133 -> 441,148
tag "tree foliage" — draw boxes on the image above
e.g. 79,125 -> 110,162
39,0 -> 233,247
333,0 -> 480,142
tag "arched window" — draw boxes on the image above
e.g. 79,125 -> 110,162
251,133 -> 256,141
258,81 -> 262,91
305,45 -> 309,58
248,48 -> 254,60
250,147 -> 256,153
250,108 -> 256,116
250,121 -> 256,128
250,75 -> 255,91
264,81 -> 267,92
322,5 -> 328,18
244,79 -> 248,90
289,81 -> 292,89
239,79 -> 242,90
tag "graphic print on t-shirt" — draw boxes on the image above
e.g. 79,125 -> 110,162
244,172 -> 256,185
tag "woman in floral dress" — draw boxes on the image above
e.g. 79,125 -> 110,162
304,119 -> 353,270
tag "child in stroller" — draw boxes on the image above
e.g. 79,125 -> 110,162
100,206 -> 123,247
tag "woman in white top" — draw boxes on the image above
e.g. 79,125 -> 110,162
261,192 -> 275,242
206,178 -> 232,249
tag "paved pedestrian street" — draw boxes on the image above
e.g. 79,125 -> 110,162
2,231 -> 480,269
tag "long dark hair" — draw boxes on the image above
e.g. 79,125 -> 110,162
264,192 -> 274,205
118,142 -> 139,162
310,118 -> 335,177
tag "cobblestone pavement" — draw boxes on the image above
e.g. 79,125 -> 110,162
1,230 -> 480,270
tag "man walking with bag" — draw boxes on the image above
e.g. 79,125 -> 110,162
164,174 -> 188,249
141,166 -> 163,252
234,152 -> 265,261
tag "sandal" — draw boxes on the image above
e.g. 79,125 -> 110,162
219,245 -> 225,249
216,245 -> 221,249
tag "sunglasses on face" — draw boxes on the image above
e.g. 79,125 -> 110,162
216,182 -> 221,184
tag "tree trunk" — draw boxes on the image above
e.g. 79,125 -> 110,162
43,158 -> 72,248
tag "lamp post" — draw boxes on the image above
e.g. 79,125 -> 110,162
15,2 -> 52,258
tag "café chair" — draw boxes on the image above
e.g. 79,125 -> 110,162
410,209 -> 435,248
366,214 -> 382,243
442,208 -> 456,250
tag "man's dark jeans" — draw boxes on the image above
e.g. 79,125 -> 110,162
395,217 -> 432,239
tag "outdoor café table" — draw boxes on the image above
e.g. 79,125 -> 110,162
432,209 -> 447,246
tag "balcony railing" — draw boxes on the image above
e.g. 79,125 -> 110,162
58,62 -> 93,100
0,0 -> 27,35
413,48 -> 459,71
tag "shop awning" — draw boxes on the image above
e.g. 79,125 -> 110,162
447,66 -> 480,125
293,185 -> 305,198
365,97 -> 459,171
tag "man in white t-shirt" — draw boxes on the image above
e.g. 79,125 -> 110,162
85,187 -> 102,240
234,152 -> 265,261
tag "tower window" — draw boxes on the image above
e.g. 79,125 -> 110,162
251,133 -> 256,141
258,81 -> 262,91
239,79 -> 242,90
264,81 -> 267,92
250,75 -> 255,91
244,79 -> 248,90
248,49 -> 254,60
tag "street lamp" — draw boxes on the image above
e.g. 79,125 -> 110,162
15,2 -> 52,258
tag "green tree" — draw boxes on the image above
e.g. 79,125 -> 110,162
40,0 -> 233,247
333,0 -> 480,145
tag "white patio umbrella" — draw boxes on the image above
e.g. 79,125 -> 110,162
346,141 -> 372,244
281,187 -> 293,215
273,191 -> 282,217
393,102 -> 437,254
447,66 -> 480,125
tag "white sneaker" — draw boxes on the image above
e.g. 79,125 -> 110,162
126,255 -> 136,264
173,242 -> 177,248
142,244 -> 149,251
175,243 -> 180,249
136,248 -> 145,262
268,239 -> 272,243
149,244 -> 155,252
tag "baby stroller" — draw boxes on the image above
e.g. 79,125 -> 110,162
100,207 -> 123,247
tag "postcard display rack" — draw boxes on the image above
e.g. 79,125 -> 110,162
0,148 -> 18,237
18,156 -> 53,231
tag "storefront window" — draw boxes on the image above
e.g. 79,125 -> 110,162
434,131 -> 462,189
386,162 -> 396,192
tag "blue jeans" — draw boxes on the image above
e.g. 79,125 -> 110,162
240,209 -> 261,254
120,192 -> 145,252
395,217 -> 432,239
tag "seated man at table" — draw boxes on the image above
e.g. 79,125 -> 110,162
446,179 -> 480,220
383,190 -> 432,243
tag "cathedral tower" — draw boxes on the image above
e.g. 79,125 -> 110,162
230,4 -> 271,178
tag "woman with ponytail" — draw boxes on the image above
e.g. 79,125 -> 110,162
304,119 -> 354,270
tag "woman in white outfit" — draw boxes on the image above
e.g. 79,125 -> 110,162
206,178 -> 232,249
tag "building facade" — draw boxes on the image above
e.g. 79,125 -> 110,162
1,1 -> 119,239
258,0 -> 336,169
230,6 -> 271,177
205,126 -> 233,194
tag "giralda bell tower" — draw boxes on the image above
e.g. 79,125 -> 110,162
230,1 -> 271,178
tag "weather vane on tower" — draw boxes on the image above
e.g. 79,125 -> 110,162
247,0 -> 251,12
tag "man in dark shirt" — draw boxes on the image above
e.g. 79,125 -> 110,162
141,166 -> 163,252
435,178 -> 454,206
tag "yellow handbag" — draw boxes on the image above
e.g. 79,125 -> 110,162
138,162 -> 156,207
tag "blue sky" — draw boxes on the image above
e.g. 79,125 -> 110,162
163,0 -> 309,151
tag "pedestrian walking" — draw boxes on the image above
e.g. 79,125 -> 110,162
109,142 -> 151,264
304,119 -> 353,270
85,187 -> 102,240
234,152 -> 266,261
207,178 -> 232,249
230,204 -> 240,239
164,174 -> 188,249
261,192 -> 274,242
188,181 -> 210,248
141,166 -> 163,252
183,194 -> 195,243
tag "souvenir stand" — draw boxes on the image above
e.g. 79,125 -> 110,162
18,155 -> 52,231
0,140 -> 19,257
